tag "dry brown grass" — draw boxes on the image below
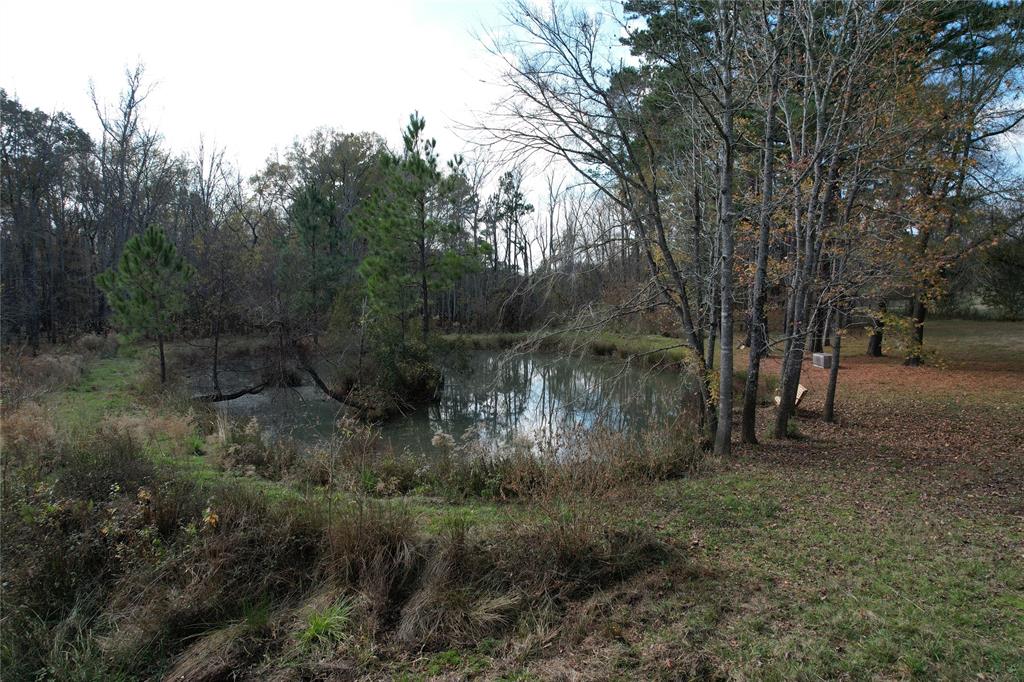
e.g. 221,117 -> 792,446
212,414 -> 299,479
2,407 -> 672,680
100,411 -> 199,458
0,401 -> 58,460
73,333 -> 119,357
159,622 -> 250,682
1,351 -> 86,411
278,416 -> 705,504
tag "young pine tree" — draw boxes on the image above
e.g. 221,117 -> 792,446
97,226 -> 195,383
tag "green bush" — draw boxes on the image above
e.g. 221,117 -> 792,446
392,338 -> 443,401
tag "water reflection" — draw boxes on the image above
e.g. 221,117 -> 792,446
207,351 -> 690,454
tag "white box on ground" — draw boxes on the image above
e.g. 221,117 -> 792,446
812,352 -> 831,369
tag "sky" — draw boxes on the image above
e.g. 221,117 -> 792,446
0,0 -> 516,176
4,1 -> 1016,181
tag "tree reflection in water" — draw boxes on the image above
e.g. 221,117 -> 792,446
383,351 -> 694,454
206,351 -> 698,455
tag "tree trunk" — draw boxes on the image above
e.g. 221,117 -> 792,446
714,97 -> 736,457
706,226 -> 720,374
823,310 -> 843,423
22,231 -> 40,355
706,299 -> 718,373
196,382 -> 266,402
635,207 -> 716,439
158,334 -> 167,384
866,299 -> 885,356
419,235 -> 430,340
47,234 -> 58,344
741,38 -> 780,445
774,138 -> 842,438
822,305 -> 833,347
810,309 -> 824,354
212,324 -> 221,395
905,298 -> 927,366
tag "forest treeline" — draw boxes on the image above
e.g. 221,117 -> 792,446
2,0 -> 1022,451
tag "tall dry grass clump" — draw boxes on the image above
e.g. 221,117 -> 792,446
211,414 -> 298,478
0,401 -> 58,461
73,333 -> 119,357
1,351 -> 86,410
101,410 -> 201,458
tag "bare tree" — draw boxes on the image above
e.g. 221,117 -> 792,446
478,0 -> 719,433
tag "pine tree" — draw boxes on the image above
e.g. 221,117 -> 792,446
96,226 -> 195,383
358,113 -> 471,341
291,182 -> 338,336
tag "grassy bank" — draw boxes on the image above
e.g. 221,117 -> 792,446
1,350 -> 684,680
441,330 -> 698,369
2,320 -> 1022,679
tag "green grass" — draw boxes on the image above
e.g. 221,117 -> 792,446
300,599 -> 354,649
51,356 -> 140,433
637,467 -> 1024,679
440,323 -> 1024,679
442,330 -> 699,369
923,318 -> 1024,367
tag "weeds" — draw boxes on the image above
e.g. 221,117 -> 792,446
101,411 -> 200,458
74,333 -> 119,357
0,401 -> 58,459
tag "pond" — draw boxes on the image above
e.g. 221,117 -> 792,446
201,351 -> 691,453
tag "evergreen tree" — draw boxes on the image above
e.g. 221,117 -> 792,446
96,226 -> 195,383
290,182 -> 338,334
358,113 -> 472,341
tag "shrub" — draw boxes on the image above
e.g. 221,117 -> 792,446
392,339 -> 443,402
294,417 -> 390,488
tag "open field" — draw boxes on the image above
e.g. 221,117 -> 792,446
2,319 -> 1022,680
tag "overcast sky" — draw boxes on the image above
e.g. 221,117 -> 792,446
4,1 -> 1017,180
0,0 -> 515,175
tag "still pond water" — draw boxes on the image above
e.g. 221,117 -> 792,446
208,351 -> 688,453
